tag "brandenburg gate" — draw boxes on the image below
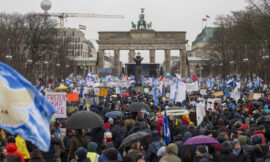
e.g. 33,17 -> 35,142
97,9 -> 188,76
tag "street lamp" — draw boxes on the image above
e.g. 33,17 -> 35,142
263,40 -> 269,60
263,40 -> 269,84
243,45 -> 249,62
27,48 -> 32,64
5,39 -> 12,61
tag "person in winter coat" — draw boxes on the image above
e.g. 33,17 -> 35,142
6,136 -> 24,162
86,142 -> 99,162
127,141 -> 145,162
71,147 -> 90,162
42,128 -> 61,162
6,142 -> 25,162
252,134 -> 269,162
15,135 -> 31,161
231,139 -> 249,162
180,132 -> 195,162
188,122 -> 198,137
98,142 -> 123,162
215,141 -> 236,162
238,135 -> 254,160
146,130 -> 164,162
63,128 -> 73,162
68,129 -> 88,161
193,145 -> 213,162
29,149 -> 46,162
159,143 -> 182,162
99,147 -> 119,162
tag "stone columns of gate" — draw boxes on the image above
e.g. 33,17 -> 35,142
98,49 -> 105,71
165,49 -> 171,73
128,50 -> 135,63
180,49 -> 188,76
114,49 -> 120,76
74,65 -> 77,75
150,50 -> 155,64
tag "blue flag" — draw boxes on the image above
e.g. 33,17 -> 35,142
163,108 -> 171,145
226,78 -> 234,87
79,84 -> 84,97
0,62 -> 56,151
92,96 -> 96,106
153,83 -> 158,105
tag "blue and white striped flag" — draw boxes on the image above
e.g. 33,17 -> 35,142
153,83 -> 158,105
0,62 -> 56,151
163,108 -> 171,145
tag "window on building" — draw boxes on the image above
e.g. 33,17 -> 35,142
72,31 -> 75,37
64,31 -> 66,37
78,38 -> 80,42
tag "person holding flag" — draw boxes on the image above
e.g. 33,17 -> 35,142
163,108 -> 171,145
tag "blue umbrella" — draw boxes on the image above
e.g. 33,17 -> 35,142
190,101 -> 198,105
105,111 -> 124,118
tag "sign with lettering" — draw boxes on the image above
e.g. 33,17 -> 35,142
46,92 -> 67,118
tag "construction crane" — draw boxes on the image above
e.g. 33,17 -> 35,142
33,12 -> 125,28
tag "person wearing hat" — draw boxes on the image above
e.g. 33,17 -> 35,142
108,118 -> 114,126
71,147 -> 90,162
215,141 -> 236,162
159,143 -> 181,162
136,153 -> 145,162
253,125 -> 266,144
231,139 -> 249,162
86,142 -> 99,162
194,145 -> 213,162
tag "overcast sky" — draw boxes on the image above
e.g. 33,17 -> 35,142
0,0 -> 247,64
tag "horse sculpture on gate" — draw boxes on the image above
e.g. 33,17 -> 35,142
137,8 -> 147,29
131,8 -> 152,30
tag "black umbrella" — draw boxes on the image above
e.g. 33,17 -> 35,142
66,111 -> 103,129
251,101 -> 262,106
128,102 -> 151,113
119,131 -> 151,149
257,115 -> 270,124
105,111 -> 124,118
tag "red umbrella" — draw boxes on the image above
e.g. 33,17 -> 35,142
120,93 -> 130,97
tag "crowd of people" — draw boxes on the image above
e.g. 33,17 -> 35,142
0,75 -> 270,162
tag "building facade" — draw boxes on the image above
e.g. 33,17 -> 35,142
189,27 -> 219,77
57,28 -> 97,76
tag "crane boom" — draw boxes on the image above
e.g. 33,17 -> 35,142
32,12 -> 125,28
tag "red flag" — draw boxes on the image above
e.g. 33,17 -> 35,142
159,77 -> 164,82
126,75 -> 130,81
192,75 -> 198,81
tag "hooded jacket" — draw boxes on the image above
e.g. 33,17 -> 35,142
180,132 -> 194,162
6,143 -> 25,162
215,142 -> 236,162
194,152 -> 214,162
87,142 -> 99,162
160,143 -> 181,162
15,135 -> 30,160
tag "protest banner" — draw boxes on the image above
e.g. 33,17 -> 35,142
248,93 -> 254,101
94,88 -> 100,95
46,92 -> 67,118
98,88 -> 108,96
207,99 -> 215,111
214,91 -> 224,97
200,89 -> 207,95
196,103 -> 206,125
186,81 -> 199,92
67,93 -> 79,102
253,93 -> 262,100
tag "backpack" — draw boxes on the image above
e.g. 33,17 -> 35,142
152,141 -> 165,156
114,127 -> 125,147
199,124 -> 208,135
